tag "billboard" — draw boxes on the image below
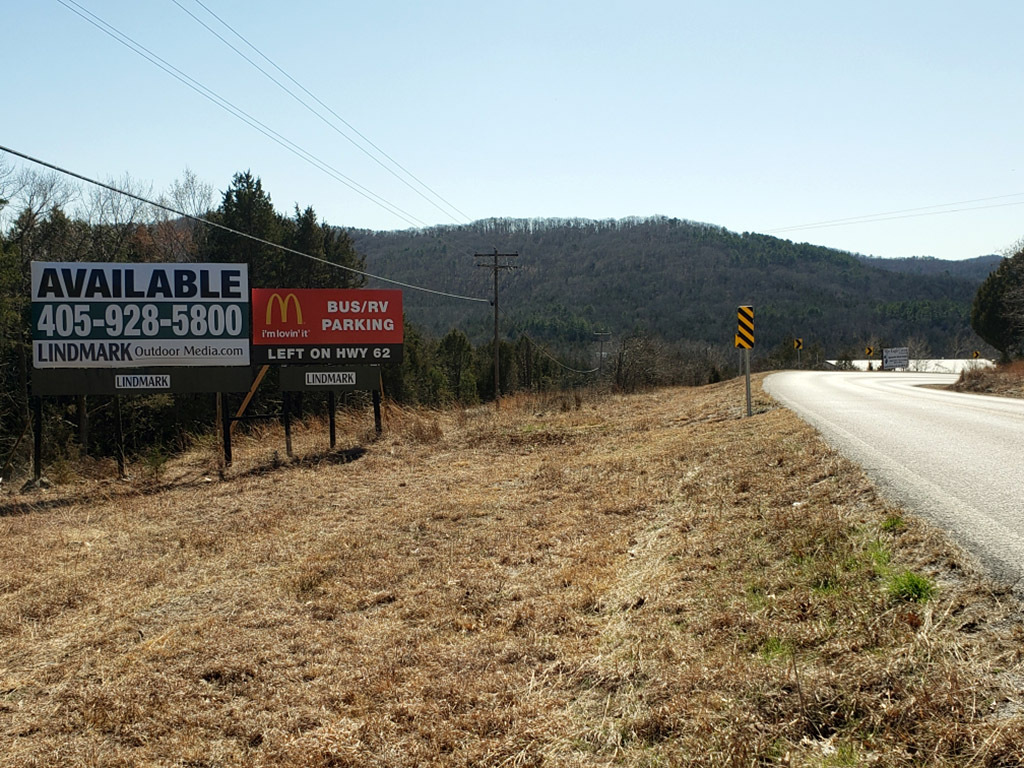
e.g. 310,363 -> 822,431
31,262 -> 250,369
251,289 -> 403,364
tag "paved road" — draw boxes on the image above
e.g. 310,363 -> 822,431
764,371 -> 1024,583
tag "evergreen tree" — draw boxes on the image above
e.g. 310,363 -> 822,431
971,248 -> 1024,361
207,171 -> 285,287
437,328 -> 477,403
285,205 -> 367,289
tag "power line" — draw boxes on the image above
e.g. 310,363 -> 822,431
6,141 -> 584,370
0,143 -> 489,304
55,0 -> 429,229
54,1 -> 503,281
173,0 -> 470,224
768,192 -> 1024,234
497,306 -> 599,376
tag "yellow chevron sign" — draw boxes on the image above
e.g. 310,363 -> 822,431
735,305 -> 754,349
793,338 -> 803,350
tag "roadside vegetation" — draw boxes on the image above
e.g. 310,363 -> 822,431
953,360 -> 1024,398
2,376 -> 1022,766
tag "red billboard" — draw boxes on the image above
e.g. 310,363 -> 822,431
251,289 -> 403,364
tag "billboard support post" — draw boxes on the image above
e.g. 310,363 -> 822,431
283,392 -> 293,458
113,395 -> 126,479
32,396 -> 43,482
220,392 -> 232,467
328,391 -> 337,449
373,390 -> 382,436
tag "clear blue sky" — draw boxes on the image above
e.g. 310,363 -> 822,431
4,0 -> 1023,260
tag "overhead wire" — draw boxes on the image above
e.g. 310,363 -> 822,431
169,0 -> 507,293
172,2 -> 599,374
768,192 -> 1024,234
45,3 -> 597,374
6,140 -> 592,372
55,0 -> 429,229
0,144 -> 489,303
172,0 -> 470,225
497,306 -> 600,375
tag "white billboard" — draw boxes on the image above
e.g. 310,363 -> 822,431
31,262 -> 250,368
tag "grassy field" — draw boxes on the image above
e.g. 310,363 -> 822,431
2,376 -> 1023,767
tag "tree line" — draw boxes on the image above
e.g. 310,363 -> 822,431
6,156 -> 1014,480
971,240 -> 1024,360
4,164 -> 725,478
349,216 -> 994,359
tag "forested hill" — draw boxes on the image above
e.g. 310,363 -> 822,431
855,253 -> 1002,281
349,217 -> 999,358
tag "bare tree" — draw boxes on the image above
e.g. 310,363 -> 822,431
150,168 -> 214,262
83,173 -> 152,261
5,168 -> 80,265
0,155 -> 18,216
613,334 -> 668,392
905,335 -> 932,371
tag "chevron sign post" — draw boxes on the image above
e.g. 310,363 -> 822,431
735,305 -> 754,416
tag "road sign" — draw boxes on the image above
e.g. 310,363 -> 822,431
972,350 -> 981,359
793,338 -> 803,350
30,262 -> 250,369
864,346 -> 874,357
882,347 -> 909,370
251,289 -> 404,365
735,305 -> 754,349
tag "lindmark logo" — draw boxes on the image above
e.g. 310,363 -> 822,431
115,374 -> 171,389
266,292 -> 304,325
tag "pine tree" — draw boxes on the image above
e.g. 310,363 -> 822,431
971,248 -> 1024,361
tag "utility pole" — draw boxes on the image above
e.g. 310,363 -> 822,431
475,249 -> 518,408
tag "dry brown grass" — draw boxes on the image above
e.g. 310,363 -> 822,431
953,360 -> 1024,398
2,377 -> 1023,766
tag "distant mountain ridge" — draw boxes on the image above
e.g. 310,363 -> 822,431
855,253 -> 1002,281
348,217 -> 1001,358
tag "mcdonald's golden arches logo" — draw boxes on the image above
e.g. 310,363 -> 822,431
266,292 -> 304,325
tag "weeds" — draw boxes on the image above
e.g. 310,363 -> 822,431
953,360 -> 1024,397
888,570 -> 937,603
140,445 -> 170,481
1,376 -> 1021,767
881,514 -> 905,532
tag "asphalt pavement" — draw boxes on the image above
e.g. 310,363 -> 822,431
764,370 -> 1024,584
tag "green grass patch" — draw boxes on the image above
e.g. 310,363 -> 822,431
888,570 -> 936,603
881,514 -> 906,532
759,636 -> 793,662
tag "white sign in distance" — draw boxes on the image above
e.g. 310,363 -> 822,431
882,347 -> 910,370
